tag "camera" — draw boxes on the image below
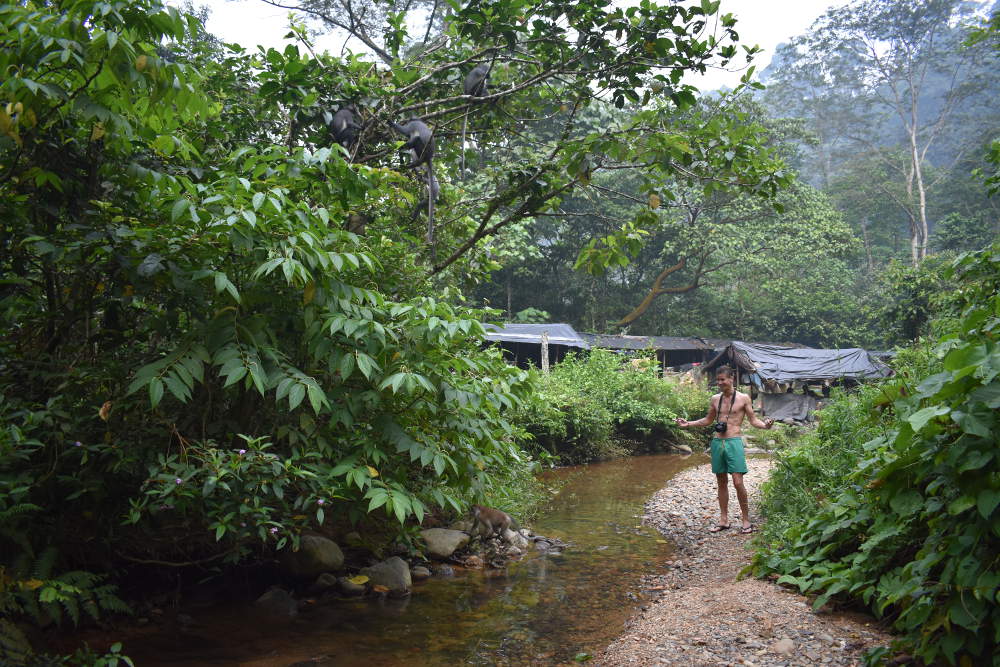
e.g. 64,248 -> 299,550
713,421 -> 727,434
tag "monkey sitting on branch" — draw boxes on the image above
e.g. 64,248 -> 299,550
330,104 -> 361,153
460,63 -> 490,174
390,118 -> 438,252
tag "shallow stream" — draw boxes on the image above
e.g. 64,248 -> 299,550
122,453 -> 707,666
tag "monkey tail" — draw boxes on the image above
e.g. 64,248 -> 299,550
425,163 -> 436,261
460,111 -> 469,176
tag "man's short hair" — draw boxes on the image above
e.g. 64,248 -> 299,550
716,365 -> 734,378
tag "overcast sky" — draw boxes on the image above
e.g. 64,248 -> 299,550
178,0 -> 842,90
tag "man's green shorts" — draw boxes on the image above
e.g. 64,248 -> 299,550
710,437 -> 748,474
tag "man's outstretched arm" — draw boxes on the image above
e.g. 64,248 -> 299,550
744,400 -> 774,429
676,400 -> 717,428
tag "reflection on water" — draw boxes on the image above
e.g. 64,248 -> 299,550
123,453 -> 707,666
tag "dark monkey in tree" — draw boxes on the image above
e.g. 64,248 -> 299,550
461,63 -> 490,174
464,63 -> 490,97
390,118 -> 438,250
331,105 -> 360,150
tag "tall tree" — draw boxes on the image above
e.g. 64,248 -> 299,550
243,0 -> 790,285
762,0 -> 997,266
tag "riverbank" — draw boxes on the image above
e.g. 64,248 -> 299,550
596,457 -> 894,667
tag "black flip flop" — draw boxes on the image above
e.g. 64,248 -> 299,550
708,524 -> 731,533
739,525 -> 756,534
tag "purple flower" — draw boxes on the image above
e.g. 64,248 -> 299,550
269,527 -> 278,534
175,477 -> 183,485
316,499 -> 325,505
74,441 -> 82,447
238,449 -> 247,455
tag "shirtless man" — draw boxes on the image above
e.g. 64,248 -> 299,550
674,365 -> 773,534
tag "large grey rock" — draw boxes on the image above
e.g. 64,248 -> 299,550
360,556 -> 411,594
448,519 -> 474,532
502,528 -> 530,550
310,572 -> 338,593
336,576 -> 366,596
420,528 -> 471,559
254,587 -> 298,618
279,535 -> 344,577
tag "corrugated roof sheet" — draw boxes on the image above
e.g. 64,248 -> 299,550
483,323 -> 590,349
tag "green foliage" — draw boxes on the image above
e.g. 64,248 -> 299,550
480,138 -> 864,345
1,548 -> 131,630
753,242 -> 1000,666
515,350 -> 708,463
0,0 -> 532,624
67,642 -> 134,667
477,454 -> 553,526
0,0 -> 798,652
867,258 -> 953,345
754,378 -> 908,555
931,212 -> 1000,254
512,308 -> 551,324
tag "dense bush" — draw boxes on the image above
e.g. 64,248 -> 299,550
753,347 -> 931,555
753,242 -> 1000,666
0,2 -> 536,653
515,350 -> 709,464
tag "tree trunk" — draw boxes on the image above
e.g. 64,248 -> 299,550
505,271 -> 512,321
908,123 -> 929,265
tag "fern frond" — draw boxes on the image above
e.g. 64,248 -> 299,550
0,619 -> 31,665
60,570 -> 99,588
32,547 -> 57,579
0,502 -> 42,522
94,584 -> 132,615
60,595 -> 80,626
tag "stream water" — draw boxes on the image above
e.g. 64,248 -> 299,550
120,453 -> 707,666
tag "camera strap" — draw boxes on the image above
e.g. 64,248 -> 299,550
715,390 -> 735,421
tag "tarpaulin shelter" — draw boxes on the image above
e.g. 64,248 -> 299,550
483,323 -> 589,368
703,342 -> 894,422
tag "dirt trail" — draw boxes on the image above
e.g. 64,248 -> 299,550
596,458 -> 893,667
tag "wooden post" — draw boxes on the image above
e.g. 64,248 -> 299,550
540,330 -> 550,374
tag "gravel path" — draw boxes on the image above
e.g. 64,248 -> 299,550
596,457 -> 894,667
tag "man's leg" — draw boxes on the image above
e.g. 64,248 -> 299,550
716,473 -> 730,527
731,472 -> 751,530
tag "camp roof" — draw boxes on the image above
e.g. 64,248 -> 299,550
579,333 -> 722,351
483,323 -> 590,349
706,341 -> 893,383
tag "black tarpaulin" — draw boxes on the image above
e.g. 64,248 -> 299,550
720,342 -> 893,383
